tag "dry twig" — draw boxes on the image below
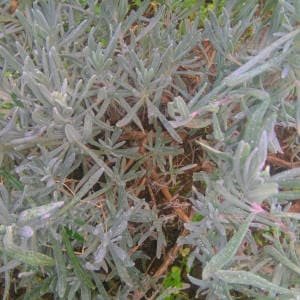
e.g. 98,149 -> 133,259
267,154 -> 300,169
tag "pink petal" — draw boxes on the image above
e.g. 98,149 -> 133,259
250,202 -> 265,214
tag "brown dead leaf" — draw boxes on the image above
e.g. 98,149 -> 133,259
9,0 -> 18,13
288,200 -> 300,213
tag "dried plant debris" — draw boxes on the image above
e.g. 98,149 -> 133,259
0,0 -> 300,299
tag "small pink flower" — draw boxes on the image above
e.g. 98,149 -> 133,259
42,213 -> 51,219
250,202 -> 265,214
190,111 -> 198,118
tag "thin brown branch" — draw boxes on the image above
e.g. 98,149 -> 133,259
154,229 -> 188,278
151,170 -> 190,223
267,154 -> 300,169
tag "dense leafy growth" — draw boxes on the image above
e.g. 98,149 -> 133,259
0,0 -> 300,299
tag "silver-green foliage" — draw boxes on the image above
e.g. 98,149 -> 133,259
0,0 -> 300,299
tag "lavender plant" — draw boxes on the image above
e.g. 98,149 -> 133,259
0,0 -> 300,299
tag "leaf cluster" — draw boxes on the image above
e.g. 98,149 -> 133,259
0,0 -> 300,299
